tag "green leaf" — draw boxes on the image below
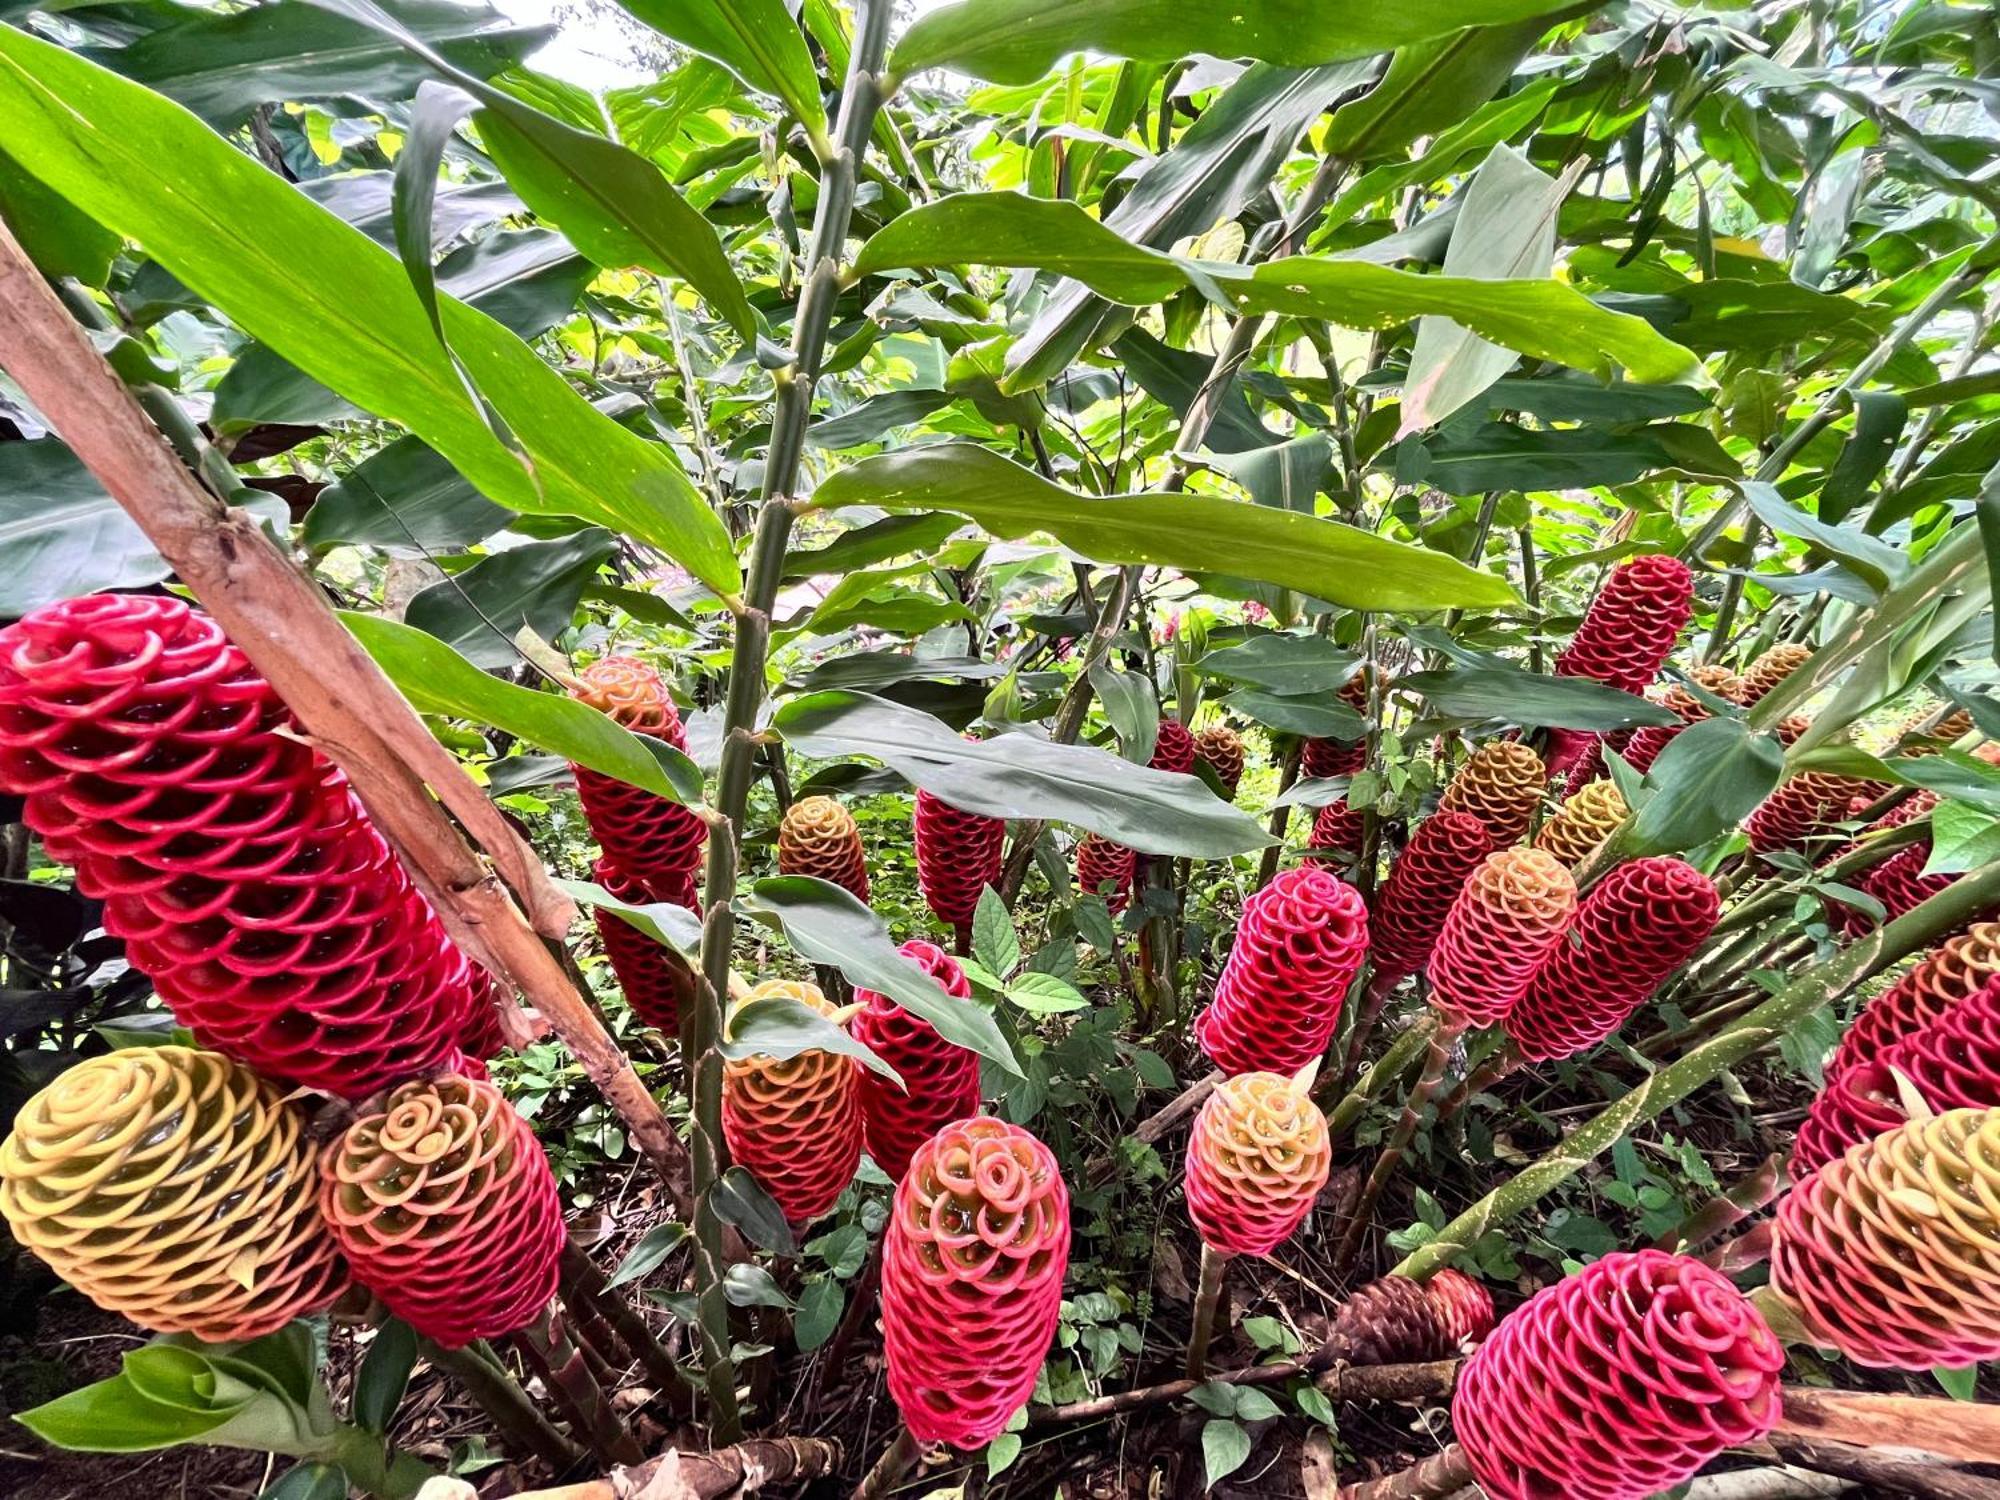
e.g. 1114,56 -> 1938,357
1408,421 -> 1730,495
773,691 -> 1271,858
259,1464 -> 350,1500
1819,391 -> 1907,524
304,437 -> 511,553
985,1430 -> 1023,1478
811,445 -> 1515,610
806,389 -> 958,450
795,1279 -> 844,1353
1200,1418 -> 1253,1488
972,886 -> 1021,980
1231,1388 -> 1283,1423
354,1319 -> 417,1434
403,529 -> 617,669
0,22 -> 741,594
1932,1364 -> 1979,1401
341,613 -> 702,803
740,876 -> 1023,1075
1004,971 -> 1091,1016
1978,459 -> 2000,668
86,0 -> 546,128
0,143 -> 116,284
611,0 -> 826,149
712,1166 -> 798,1256
1626,718 -> 1786,857
1739,481 -> 1907,595
608,1221 -> 691,1288
892,0 -> 1585,83
806,1223 -> 869,1277
783,513 -> 966,579
395,80 -> 481,347
1321,13 -> 1563,163
562,879 -> 704,956
1398,668 -> 1677,731
1090,660 -> 1161,764
721,992 -> 903,1089
1195,637 -> 1357,697
723,1263 -> 794,1310
1926,800 -> 2000,877
1224,690 -> 1367,738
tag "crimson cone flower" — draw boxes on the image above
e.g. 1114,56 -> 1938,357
1150,718 -> 1197,775
1619,667 -> 1735,776
1301,673 -> 1372,778
0,596 -> 480,1098
1835,839 -> 1956,935
1183,1069 -> 1330,1257
1428,848 -> 1576,1030
1194,865 -> 1369,1075
1075,833 -> 1136,913
722,981 -> 862,1225
568,656 -> 704,904
915,789 -> 1005,934
591,858 -> 692,1034
1369,812 -> 1495,985
882,1118 -> 1070,1448
1825,922 -> 2000,1086
1506,857 -> 1718,1062
1745,769 -> 1871,853
1426,1268 -> 1496,1348
1454,1250 -> 1783,1500
1544,555 -> 1694,775
1306,799 -> 1365,861
852,941 -> 983,1180
321,1072 -> 564,1348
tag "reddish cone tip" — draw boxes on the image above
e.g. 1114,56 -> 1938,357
1194,865 -> 1368,1075
852,941 -> 983,1181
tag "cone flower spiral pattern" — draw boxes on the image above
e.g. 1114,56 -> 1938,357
1438,742 -> 1547,847
1075,833 -> 1136,913
1426,1267 -> 1496,1348
1307,799 -> 1365,860
1300,673 -> 1373,779
852,943 -> 983,1180
1737,643 -> 1812,706
1149,718 -> 1198,775
0,1046 -> 346,1341
1623,665 -> 1737,774
1533,779 -> 1628,868
1824,922 -> 2000,1086
881,1118 -> 1070,1448
1772,1107 -> 2000,1369
1428,849 -> 1576,1030
1194,866 -> 1369,1075
1454,1250 -> 1783,1500
568,656 -> 704,906
321,1072 -> 562,1348
914,789 -> 1005,933
776,795 -> 870,902
590,857 -> 691,1034
1745,769 -> 1871,853
1506,857 -> 1718,1062
722,980 -> 862,1224
1837,840 -> 1957,934
1183,1070 -> 1331,1258
1369,812 -> 1495,984
1195,724 -> 1246,798
0,596 -> 480,1097
1545,554 -> 1694,775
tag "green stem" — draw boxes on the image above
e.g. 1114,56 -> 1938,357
1333,1020 -> 1462,1271
1185,1244 -> 1231,1378
325,1426 -> 440,1500
1393,859 -> 2000,1280
422,1339 -> 579,1472
1324,1012 -> 1437,1137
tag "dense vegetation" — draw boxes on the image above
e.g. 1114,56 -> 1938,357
1,0 -> 1999,1497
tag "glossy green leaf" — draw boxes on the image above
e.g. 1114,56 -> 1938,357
0,143 -> 116,283
354,1319 -> 417,1434
795,1279 -> 844,1352
1225,691 -> 1366,739
1399,668 -> 1677,730
1923,799 -> 2000,877
712,1167 -> 798,1256
1195,636 -> 1359,697
806,388 -> 958,449
304,437 -> 511,553
259,1464 -> 350,1500
342,613 -> 702,802
893,0 -> 1584,83
612,0 -> 826,146
783,513 -> 966,579
0,23 -> 741,594
1625,718 -> 1786,857
608,1220 -> 690,1288
1819,391 -> 1907,524
404,529 -> 617,669
721,991 -> 903,1088
1200,1418 -> 1252,1489
1409,422 -> 1730,495
810,446 -> 1517,610
1090,661 -> 1160,764
739,876 -> 1023,1074
562,879 -> 704,956
1739,481 -> 1907,595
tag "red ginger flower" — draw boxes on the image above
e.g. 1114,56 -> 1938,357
1301,672 -> 1373,779
1306,799 -> 1365,861
1772,1107 -> 2000,1370
1438,742 -> 1547,847
1737,643 -> 1812,706
568,656 -> 705,903
1506,856 -> 1718,1062
1454,1250 -> 1783,1500
1075,833 -> 1136,913
0,1046 -> 347,1342
591,857 -> 692,1034
852,941 -> 983,1180
1369,811 -> 1494,984
881,1117 -> 1070,1448
1745,769 -> 1870,854
915,789 -> 1005,933
1616,668 -> 1734,775
320,1072 -> 563,1348
1425,1267 -> 1496,1348
1428,848 -> 1576,1030
1183,1068 -> 1330,1257
0,596 -> 481,1098
722,980 -> 862,1225
1150,717 -> 1197,775
1545,555 -> 1694,776
1835,840 -> 1959,935
1194,865 -> 1369,1075
777,795 -> 870,902
1195,724 -> 1246,798
1824,921 -> 2000,1087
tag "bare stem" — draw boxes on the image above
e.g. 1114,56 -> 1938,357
1185,1244 -> 1232,1377
424,1339 -> 581,1472
851,1426 -> 920,1500
1334,1021 -> 1461,1271
1337,1445 -> 1474,1499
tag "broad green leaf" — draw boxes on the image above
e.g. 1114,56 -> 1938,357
892,0 -> 1585,84
1625,718 -> 1786,857
84,0 -> 546,128
611,0 -> 826,149
806,389 -> 958,450
354,1318 -> 417,1434
1399,669 -> 1678,730
739,876 -> 1023,1075
404,529 -> 617,669
1400,145 -> 1564,434
607,1220 -> 690,1288
395,80 -> 481,346
1739,480 -> 1907,595
1819,391 -> 1907,524
1924,799 -> 2000,877
712,1167 -> 798,1255
1005,971 -> 1090,1015
1485,376 -> 1711,423
972,886 -> 1022,980
260,1464 -> 350,1500
1195,636 -> 1359,697
1090,660 -> 1160,764
774,691 -> 1272,857
1200,1418 -> 1252,1489
0,24 -> 742,594
724,1263 -> 793,1310
341,613 -> 702,802
304,437 -> 511,553
722,991 -> 903,1088
562,879 -> 704,956
1225,691 -> 1366,739
0,143 -> 116,283
852,193 -> 1187,301
783,513 -> 966,579
810,446 -> 1517,611
1409,422 -> 1732,495
796,1280 -> 843,1352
